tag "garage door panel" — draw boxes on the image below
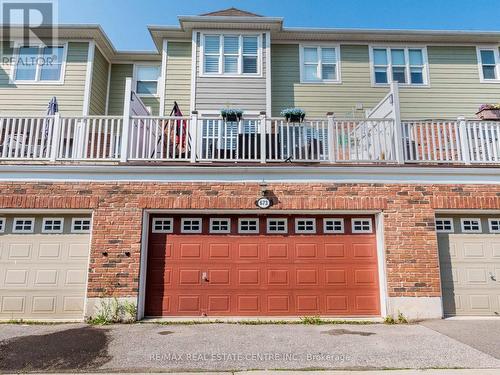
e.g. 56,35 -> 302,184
145,215 -> 380,317
0,215 -> 91,320
438,219 -> 500,316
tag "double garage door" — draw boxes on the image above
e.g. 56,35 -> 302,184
437,215 -> 500,316
0,215 -> 91,320
145,214 -> 381,317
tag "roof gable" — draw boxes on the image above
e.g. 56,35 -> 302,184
200,7 -> 262,17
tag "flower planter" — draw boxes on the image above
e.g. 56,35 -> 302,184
476,109 -> 500,121
285,114 -> 305,123
222,114 -> 242,122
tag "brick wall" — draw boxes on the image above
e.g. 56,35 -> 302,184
1,182 -> 499,299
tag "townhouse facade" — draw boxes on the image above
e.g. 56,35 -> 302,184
0,8 -> 499,321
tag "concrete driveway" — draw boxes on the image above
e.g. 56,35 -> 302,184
0,321 -> 499,373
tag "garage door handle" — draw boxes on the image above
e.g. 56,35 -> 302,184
202,272 -> 209,282
489,273 -> 497,281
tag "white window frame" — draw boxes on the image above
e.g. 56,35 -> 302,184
369,45 -> 429,87
435,218 -> 454,233
299,44 -> 341,83
294,218 -> 316,234
200,32 -> 262,77
476,46 -> 500,83
238,218 -> 259,234
488,218 -> 500,233
71,218 -> 92,234
42,217 -> 64,234
351,218 -> 373,234
323,218 -> 345,234
460,218 -> 482,233
266,218 -> 288,234
0,218 -> 5,233
181,218 -> 203,234
10,42 -> 68,85
12,217 -> 35,234
133,63 -> 161,97
151,218 -> 173,234
209,218 -> 231,234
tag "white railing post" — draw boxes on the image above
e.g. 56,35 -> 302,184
458,116 -> 471,165
189,111 -> 199,163
49,113 -> 61,162
259,111 -> 267,164
327,112 -> 335,163
120,77 -> 132,162
391,82 -> 405,164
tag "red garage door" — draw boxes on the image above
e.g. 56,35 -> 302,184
145,215 -> 380,317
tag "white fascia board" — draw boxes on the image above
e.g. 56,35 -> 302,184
0,165 -> 500,185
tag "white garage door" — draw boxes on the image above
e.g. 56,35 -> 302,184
0,215 -> 92,320
437,215 -> 500,316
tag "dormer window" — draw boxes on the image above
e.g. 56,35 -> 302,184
202,34 -> 260,76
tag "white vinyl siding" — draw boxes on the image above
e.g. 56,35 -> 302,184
370,46 -> 428,86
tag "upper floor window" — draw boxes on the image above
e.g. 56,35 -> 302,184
135,65 -> 160,95
14,45 -> 65,83
300,45 -> 340,83
371,47 -> 428,86
477,48 -> 500,82
202,34 -> 260,76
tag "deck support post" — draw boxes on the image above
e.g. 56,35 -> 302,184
260,111 -> 267,164
120,78 -> 132,163
49,113 -> 61,162
458,116 -> 471,165
190,111 -> 199,163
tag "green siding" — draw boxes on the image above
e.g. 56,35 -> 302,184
89,47 -> 109,115
164,41 -> 191,115
271,44 -> 500,119
107,64 -> 133,115
140,96 -> 160,116
0,42 -> 89,115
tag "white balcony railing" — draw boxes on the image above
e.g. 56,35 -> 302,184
0,113 -> 499,166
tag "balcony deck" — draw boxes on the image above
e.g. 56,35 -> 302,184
0,114 -> 499,167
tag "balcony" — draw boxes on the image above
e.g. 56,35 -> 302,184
0,82 -> 499,167
0,114 -> 499,166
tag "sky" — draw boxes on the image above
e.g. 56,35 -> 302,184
57,0 -> 500,51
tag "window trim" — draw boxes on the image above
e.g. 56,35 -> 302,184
238,218 -> 259,234
323,218 -> 345,234
369,45 -> 430,87
476,46 -> 500,83
209,218 -> 231,234
71,218 -> 92,234
299,44 -> 341,84
435,218 -> 454,233
12,217 -> 35,234
181,218 -> 203,234
460,218 -> 482,233
200,32 -> 262,77
10,42 -> 68,85
294,218 -> 317,234
266,218 -> 288,234
488,218 -> 500,233
133,63 -> 161,97
351,218 -> 373,234
42,217 -> 64,234
151,217 -> 173,234
0,217 -> 5,233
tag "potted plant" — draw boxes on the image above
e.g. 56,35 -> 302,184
220,108 -> 243,122
281,108 -> 306,123
476,104 -> 500,120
